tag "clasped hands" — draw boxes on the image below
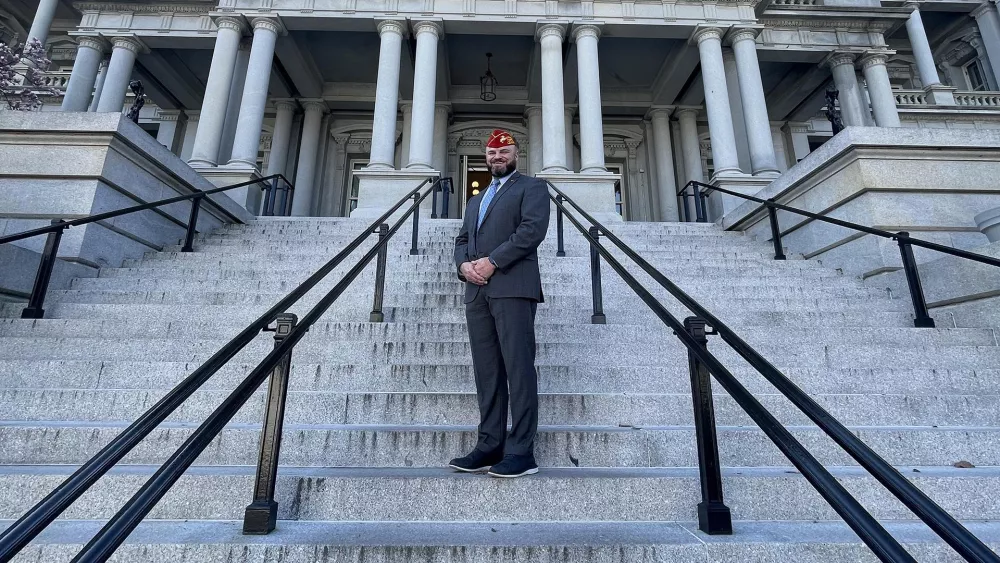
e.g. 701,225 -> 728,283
460,258 -> 496,286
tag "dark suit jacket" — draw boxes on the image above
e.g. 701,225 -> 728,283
454,171 -> 550,304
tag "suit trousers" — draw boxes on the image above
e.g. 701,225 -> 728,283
465,291 -> 538,457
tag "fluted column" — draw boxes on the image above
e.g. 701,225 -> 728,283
826,53 -> 867,127
229,18 -> 282,168
860,52 -> 901,127
730,28 -> 780,175
650,109 -> 680,221
693,27 -> 740,176
406,21 -> 443,170
677,108 -> 705,184
573,23 -> 607,173
538,23 -> 568,172
96,37 -> 143,113
26,0 -> 58,47
266,100 -> 297,177
187,17 -> 244,166
525,106 -> 543,175
290,101 -> 327,216
369,19 -> 405,170
89,60 -> 109,112
432,103 -> 450,175
62,37 -> 105,112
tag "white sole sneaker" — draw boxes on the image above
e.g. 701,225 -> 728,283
487,467 -> 539,478
449,463 -> 492,473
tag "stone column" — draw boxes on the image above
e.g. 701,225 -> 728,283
266,99 -> 297,177
329,134 -> 350,216
722,50 -> 752,173
447,135 -> 462,216
179,111 -> 201,161
155,110 -> 186,154
405,21 -> 443,170
432,103 -> 450,175
650,109 -> 680,221
26,0 -> 58,47
290,101 -> 327,216
538,23 -> 568,172
677,108 -> 705,184
730,28 -> 781,175
369,20 -> 405,170
187,17 -> 244,166
218,38 -> 252,165
62,36 -> 105,112
693,27 -> 740,176
565,107 -> 576,171
399,102 -> 413,168
525,106 -> 543,175
860,52 -> 901,128
826,53 -> 867,128
573,23 -> 607,173
905,4 -> 946,90
643,120 -> 662,221
96,37 -> 143,113
229,18 -> 282,168
973,3 -> 1000,91
89,60 -> 109,112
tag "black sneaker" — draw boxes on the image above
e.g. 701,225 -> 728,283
448,448 -> 503,473
487,454 -> 539,478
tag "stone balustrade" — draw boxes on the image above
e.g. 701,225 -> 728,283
894,90 -> 928,106
955,92 -> 1000,107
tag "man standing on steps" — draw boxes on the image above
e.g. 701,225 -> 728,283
449,129 -> 550,478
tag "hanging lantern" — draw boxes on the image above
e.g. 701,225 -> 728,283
480,52 -> 497,102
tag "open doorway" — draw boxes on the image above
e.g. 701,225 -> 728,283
461,155 -> 493,213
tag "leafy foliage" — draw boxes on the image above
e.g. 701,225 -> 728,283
0,38 -> 57,111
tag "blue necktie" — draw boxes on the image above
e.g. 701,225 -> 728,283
477,178 -> 500,231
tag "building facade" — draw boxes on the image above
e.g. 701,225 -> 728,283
6,0 -> 1000,221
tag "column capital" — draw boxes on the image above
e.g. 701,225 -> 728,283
214,16 -> 246,34
903,1 -> 921,11
859,50 -> 895,70
690,25 -> 727,46
108,35 -> 147,55
377,18 -> 407,37
823,51 -> 858,69
300,99 -> 328,113
447,134 -> 462,152
400,100 -> 413,112
645,107 -> 675,120
524,105 -> 542,118
435,101 -> 451,114
536,21 -> 568,41
156,109 -> 185,122
571,22 -> 603,41
726,26 -> 763,45
74,35 -> 106,53
273,98 -> 298,112
332,133 -> 350,147
675,107 -> 701,119
250,16 -> 286,35
412,20 -> 444,38
972,2 -> 997,19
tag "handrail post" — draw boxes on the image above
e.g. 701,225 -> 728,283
370,223 -> 390,322
410,192 -> 420,256
263,178 -> 278,217
243,313 -> 300,535
693,186 -> 708,223
896,231 -> 936,328
181,195 -> 203,253
766,204 -> 786,260
683,316 -> 733,535
20,219 -> 68,320
589,226 -> 606,324
680,190 -> 690,223
556,195 -> 566,257
441,177 -> 451,219
277,184 -> 291,217
431,180 -> 439,219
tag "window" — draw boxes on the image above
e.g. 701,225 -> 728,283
346,159 -> 368,216
606,163 -> 625,218
964,59 -> 988,91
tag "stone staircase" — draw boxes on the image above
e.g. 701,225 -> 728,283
1,217 -> 999,562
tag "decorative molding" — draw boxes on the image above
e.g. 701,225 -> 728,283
693,26 -> 724,45
572,23 -> 601,41
582,1 -> 595,19
377,19 -> 406,37
662,1 -> 677,21
73,3 -> 213,14
825,52 -> 857,69
343,0 -> 357,14
215,16 -> 245,33
546,0 -> 559,18
76,35 -> 106,52
537,22 -> 567,41
859,52 -> 891,70
413,20 -> 443,37
622,1 -> 636,21
762,18 -> 896,32
505,0 -> 517,19
464,0 -> 476,17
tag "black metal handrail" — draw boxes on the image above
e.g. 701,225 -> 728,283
544,179 -> 999,563
0,174 -> 295,319
678,179 -> 1000,328
0,177 -> 441,563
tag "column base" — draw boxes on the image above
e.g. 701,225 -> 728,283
190,162 -> 263,215
351,168 -> 440,220
536,170 -> 622,224
925,84 -> 957,106
708,172 -> 775,220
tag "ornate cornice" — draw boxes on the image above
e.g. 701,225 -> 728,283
762,17 -> 895,32
73,3 -> 213,13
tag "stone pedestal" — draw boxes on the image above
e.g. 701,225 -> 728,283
925,84 -> 957,106
189,163 -> 264,215
537,171 -> 622,223
975,206 -> 1000,242
708,172 -> 776,219
351,168 -> 440,220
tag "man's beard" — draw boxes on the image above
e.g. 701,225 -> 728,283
489,160 -> 517,178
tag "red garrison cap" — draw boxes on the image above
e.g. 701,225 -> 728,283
486,129 -> 517,149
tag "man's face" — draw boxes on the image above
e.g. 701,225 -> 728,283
486,144 -> 518,178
